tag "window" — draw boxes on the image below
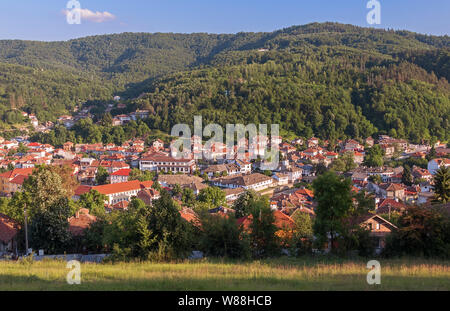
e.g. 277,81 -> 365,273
376,224 -> 380,230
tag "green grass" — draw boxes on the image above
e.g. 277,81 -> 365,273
0,257 -> 449,291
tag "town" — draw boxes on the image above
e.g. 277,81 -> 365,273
0,108 -> 448,260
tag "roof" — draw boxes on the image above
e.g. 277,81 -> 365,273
140,151 -> 193,163
9,174 -> 28,185
68,209 -> 97,236
0,213 -> 19,243
110,168 -> 131,176
74,180 -> 153,196
158,175 -> 204,186
74,185 -> 93,196
0,168 -> 34,179
352,214 -> 398,231
295,188 -> 314,198
92,180 -> 153,195
214,173 -> 273,187
179,208 -> 200,227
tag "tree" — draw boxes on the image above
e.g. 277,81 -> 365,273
364,145 -> 384,167
147,190 -> 195,259
426,145 -> 436,161
16,143 -> 29,154
49,164 -> 79,198
402,165 -> 413,186
152,181 -> 162,191
352,190 -> 376,215
22,165 -> 69,216
433,166 -> 450,203
129,168 -> 154,182
384,206 -> 450,259
312,171 -> 353,252
248,196 -> 279,258
172,184 -> 182,197
182,188 -> 196,207
232,190 -> 258,218
291,211 -> 314,255
95,166 -> 109,185
198,211 -> 250,259
331,152 -> 357,172
292,212 -> 313,240
314,163 -> 328,176
78,190 -> 107,217
198,187 -> 226,208
368,174 -> 382,184
29,198 -> 73,254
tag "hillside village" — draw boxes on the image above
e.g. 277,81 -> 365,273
0,120 -> 449,259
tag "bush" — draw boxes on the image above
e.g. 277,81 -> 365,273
198,211 -> 250,259
383,206 -> 450,259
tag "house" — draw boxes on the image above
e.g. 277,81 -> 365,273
380,144 -> 395,157
139,152 -> 197,174
365,137 -> 375,147
428,158 -> 450,175
110,168 -> 131,184
0,168 -> 34,196
63,142 -> 74,151
136,188 -> 161,205
284,166 -> 303,183
0,213 -> 19,256
376,198 -> 406,215
224,187 -> 246,203
68,209 -> 97,236
356,214 -> 398,254
412,167 -> 433,182
307,137 -> 319,148
353,152 -> 365,164
74,180 -> 154,205
130,110 -> 150,121
211,173 -> 274,192
152,139 -> 164,151
100,161 -> 130,174
272,173 -> 289,186
344,139 -> 363,151
203,164 -> 228,178
379,183 -> 405,201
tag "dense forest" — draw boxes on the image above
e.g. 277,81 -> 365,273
1,22 -> 449,142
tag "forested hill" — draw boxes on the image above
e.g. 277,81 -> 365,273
0,22 -> 449,142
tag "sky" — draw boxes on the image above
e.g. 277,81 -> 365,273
0,0 -> 448,41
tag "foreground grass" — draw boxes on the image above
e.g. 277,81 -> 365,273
0,257 -> 449,291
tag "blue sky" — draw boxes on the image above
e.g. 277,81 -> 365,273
0,0 -> 448,41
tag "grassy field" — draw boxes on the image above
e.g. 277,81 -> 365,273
0,257 -> 449,291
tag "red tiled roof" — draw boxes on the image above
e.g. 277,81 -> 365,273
111,168 -> 131,176
179,208 -> 200,227
91,180 -> 153,195
74,185 -> 93,196
0,168 -> 34,179
9,174 -> 28,185
295,188 -> 314,198
68,209 -> 97,236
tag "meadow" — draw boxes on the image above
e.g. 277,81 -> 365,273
0,257 -> 448,291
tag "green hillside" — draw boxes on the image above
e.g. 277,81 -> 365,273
0,22 -> 448,141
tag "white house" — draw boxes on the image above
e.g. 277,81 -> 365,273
428,158 -> 450,175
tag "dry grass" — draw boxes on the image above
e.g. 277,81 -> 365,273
0,257 -> 448,291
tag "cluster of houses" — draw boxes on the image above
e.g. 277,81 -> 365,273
0,131 -> 448,257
